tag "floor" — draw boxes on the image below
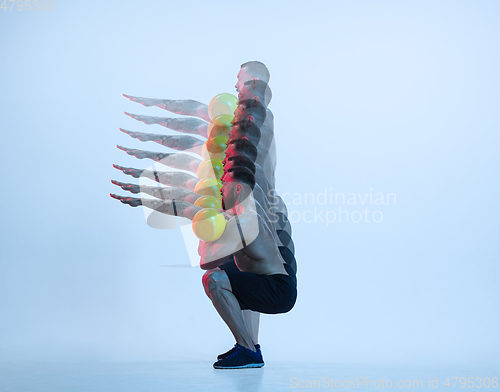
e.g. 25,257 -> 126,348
0,360 -> 498,391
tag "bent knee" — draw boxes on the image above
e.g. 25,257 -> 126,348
202,270 -> 230,296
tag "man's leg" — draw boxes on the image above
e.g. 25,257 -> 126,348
242,310 -> 260,344
202,270 -> 257,352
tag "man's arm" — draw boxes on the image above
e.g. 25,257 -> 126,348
113,164 -> 200,191
111,180 -> 200,203
199,211 -> 260,270
120,129 -> 205,154
116,146 -> 202,173
123,94 -> 210,122
110,194 -> 201,220
122,114 -> 209,138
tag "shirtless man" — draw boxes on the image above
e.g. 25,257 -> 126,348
201,167 -> 296,368
112,115 -> 296,359
114,62 -> 296,363
110,167 -> 297,369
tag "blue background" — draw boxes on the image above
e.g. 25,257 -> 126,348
0,0 -> 499,368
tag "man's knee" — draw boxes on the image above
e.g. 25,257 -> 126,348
202,270 -> 230,297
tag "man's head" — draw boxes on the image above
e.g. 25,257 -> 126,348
223,155 -> 256,174
237,79 -> 272,106
235,61 -> 270,91
233,99 -> 266,127
228,121 -> 261,146
223,139 -> 258,165
220,166 -> 256,210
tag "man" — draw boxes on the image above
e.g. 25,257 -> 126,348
110,167 -> 297,369
200,167 -> 297,368
113,61 -> 296,364
211,138 -> 296,363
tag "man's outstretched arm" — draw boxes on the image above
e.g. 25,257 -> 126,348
120,128 -> 204,153
110,194 -> 201,220
123,114 -> 208,138
113,164 -> 200,191
123,94 -> 210,122
116,146 -> 202,173
111,180 -> 200,203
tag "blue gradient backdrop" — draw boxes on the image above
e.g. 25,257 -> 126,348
0,0 -> 499,367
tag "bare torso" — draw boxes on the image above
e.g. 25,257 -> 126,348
231,202 -> 288,276
233,246 -> 288,276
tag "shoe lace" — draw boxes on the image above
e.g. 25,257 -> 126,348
226,345 -> 244,359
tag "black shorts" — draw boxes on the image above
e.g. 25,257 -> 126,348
218,248 -> 297,314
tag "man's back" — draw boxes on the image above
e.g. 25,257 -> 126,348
231,202 -> 288,276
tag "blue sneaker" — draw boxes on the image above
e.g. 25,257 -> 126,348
217,343 -> 261,360
213,344 -> 264,369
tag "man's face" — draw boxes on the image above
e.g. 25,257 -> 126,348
237,82 -> 253,101
228,123 -> 245,143
235,67 -> 252,93
220,171 -> 239,210
222,143 -> 238,167
222,157 -> 236,173
232,104 -> 243,122
232,102 -> 252,124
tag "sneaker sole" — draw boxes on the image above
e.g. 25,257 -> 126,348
214,363 -> 265,369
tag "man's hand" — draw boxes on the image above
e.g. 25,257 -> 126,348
112,164 -> 144,178
110,193 -> 143,207
117,145 -> 172,160
111,180 -> 141,194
